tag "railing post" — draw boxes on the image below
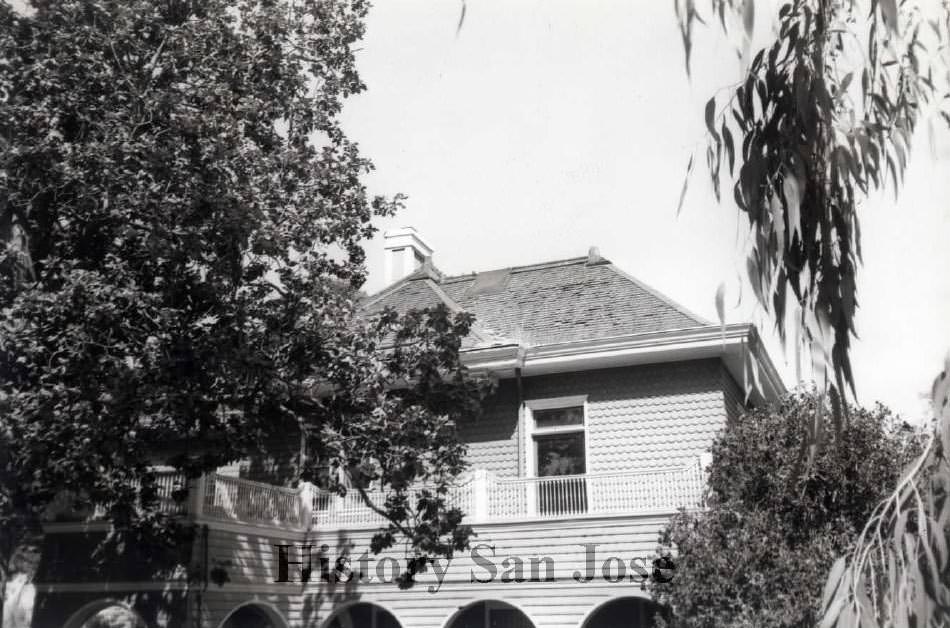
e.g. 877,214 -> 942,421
471,469 -> 490,522
584,474 -> 595,514
298,481 -> 314,530
188,474 -> 207,519
698,453 -> 713,507
332,493 -> 346,525
526,478 -> 537,518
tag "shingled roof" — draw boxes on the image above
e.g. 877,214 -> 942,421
362,250 -> 709,350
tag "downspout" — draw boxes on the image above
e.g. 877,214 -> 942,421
190,523 -> 209,628
514,348 -> 526,476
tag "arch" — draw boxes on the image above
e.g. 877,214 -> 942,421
217,601 -> 289,628
578,596 -> 668,628
321,601 -> 404,628
62,599 -> 148,628
442,599 -> 536,628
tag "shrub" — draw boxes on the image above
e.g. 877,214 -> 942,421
652,392 -> 923,628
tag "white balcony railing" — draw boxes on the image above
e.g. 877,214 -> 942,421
312,487 -> 390,528
486,462 -> 707,520
197,456 -> 708,529
201,473 -> 306,527
47,458 -> 708,530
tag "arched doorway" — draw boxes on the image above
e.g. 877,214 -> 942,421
221,603 -> 286,628
325,602 -> 402,628
581,597 -> 667,628
65,602 -> 146,628
446,600 -> 535,628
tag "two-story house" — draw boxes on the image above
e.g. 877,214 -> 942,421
35,227 -> 784,628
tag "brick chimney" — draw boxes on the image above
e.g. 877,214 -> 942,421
383,227 -> 433,286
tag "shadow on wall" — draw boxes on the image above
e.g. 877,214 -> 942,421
208,527 -> 370,628
296,528 -> 366,628
30,526 -> 191,628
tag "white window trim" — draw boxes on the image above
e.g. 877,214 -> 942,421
524,395 -> 589,479
525,395 -> 588,411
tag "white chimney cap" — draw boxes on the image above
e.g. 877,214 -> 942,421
383,227 -> 433,256
382,227 -> 434,286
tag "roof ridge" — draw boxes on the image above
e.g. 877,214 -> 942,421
441,255 -> 589,283
423,278 -> 465,313
422,278 -> 493,346
362,261 -> 449,306
364,276 -> 507,346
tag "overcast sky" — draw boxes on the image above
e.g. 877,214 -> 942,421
343,0 -> 950,424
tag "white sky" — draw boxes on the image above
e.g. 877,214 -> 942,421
344,0 -> 950,424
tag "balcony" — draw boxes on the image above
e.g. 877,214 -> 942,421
43,470 -> 188,523
44,457 -> 709,531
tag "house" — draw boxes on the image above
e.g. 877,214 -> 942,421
35,227 -> 785,628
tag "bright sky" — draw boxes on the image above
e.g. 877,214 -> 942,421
343,0 -> 950,424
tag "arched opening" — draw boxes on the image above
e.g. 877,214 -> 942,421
64,602 -> 146,628
220,603 -> 287,628
446,600 -> 535,628
581,597 -> 667,628
325,602 -> 402,628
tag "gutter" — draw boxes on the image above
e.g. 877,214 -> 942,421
461,324 -> 786,404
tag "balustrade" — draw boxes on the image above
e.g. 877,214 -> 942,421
46,458 -> 709,530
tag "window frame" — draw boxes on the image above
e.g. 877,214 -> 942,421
524,395 -> 589,479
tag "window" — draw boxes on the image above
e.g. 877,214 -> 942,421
525,396 -> 588,515
532,406 -> 584,429
535,432 -> 586,476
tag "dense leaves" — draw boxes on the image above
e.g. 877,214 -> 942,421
677,0 -> 949,421
0,0 -> 486,591
652,392 -> 923,628
675,1 -> 950,625
822,367 -> 950,627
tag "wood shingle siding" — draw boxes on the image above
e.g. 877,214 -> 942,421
461,359 -> 731,478
459,380 -> 522,479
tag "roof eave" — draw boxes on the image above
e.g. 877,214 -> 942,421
461,323 -> 786,404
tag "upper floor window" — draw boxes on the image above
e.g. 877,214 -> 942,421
525,396 -> 588,478
533,406 -> 584,429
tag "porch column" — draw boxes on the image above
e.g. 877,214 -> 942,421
298,481 -> 315,530
188,474 -> 207,519
471,469 -> 491,522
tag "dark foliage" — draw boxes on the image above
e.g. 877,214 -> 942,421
0,0 -> 487,592
652,392 -> 922,627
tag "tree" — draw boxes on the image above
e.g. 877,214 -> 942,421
674,1 -> 950,624
651,392 -> 923,628
0,0 -> 486,602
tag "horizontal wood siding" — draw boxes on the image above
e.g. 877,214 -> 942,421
35,531 -> 191,585
195,514 -> 669,628
35,516 -> 674,627
32,589 -> 188,628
